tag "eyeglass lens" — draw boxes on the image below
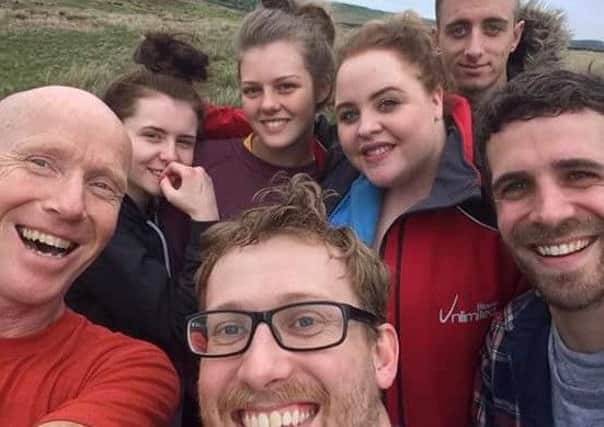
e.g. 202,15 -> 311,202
188,303 -> 346,356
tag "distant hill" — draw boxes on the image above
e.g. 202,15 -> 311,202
330,2 -> 389,25
207,0 -> 604,50
570,40 -> 604,52
205,0 -> 253,10
206,0 -> 389,25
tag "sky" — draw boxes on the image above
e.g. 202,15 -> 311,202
335,0 -> 604,41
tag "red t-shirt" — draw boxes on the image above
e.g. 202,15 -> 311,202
0,309 -> 180,427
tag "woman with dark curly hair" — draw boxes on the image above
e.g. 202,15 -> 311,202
65,32 -> 216,426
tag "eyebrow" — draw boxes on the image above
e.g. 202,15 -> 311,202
445,16 -> 509,29
13,141 -> 70,158
209,292 -> 333,312
141,126 -> 166,134
444,20 -> 467,30
552,158 -> 604,172
142,126 -> 196,140
208,302 -> 247,311
491,170 -> 530,195
482,17 -> 510,29
241,75 -> 302,86
335,86 -> 403,112
275,75 -> 302,82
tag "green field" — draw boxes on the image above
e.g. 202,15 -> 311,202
0,0 -> 244,103
2,0 -> 603,104
0,0 -> 372,103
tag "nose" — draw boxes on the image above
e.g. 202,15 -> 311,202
464,30 -> 485,60
528,180 -> 576,227
159,140 -> 178,163
260,89 -> 280,114
42,174 -> 87,222
236,324 -> 294,390
357,110 -> 382,139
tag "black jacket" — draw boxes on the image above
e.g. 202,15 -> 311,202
66,196 -> 208,367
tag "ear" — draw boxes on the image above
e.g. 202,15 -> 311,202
372,323 -> 399,390
511,19 -> 525,52
315,81 -> 332,107
432,85 -> 445,122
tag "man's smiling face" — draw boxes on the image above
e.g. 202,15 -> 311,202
435,0 -> 524,100
198,234 -> 392,427
0,86 -> 130,310
488,110 -> 604,311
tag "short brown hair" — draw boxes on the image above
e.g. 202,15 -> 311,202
476,69 -> 604,193
236,0 -> 336,109
195,174 -> 390,320
435,0 -> 520,25
338,11 -> 451,93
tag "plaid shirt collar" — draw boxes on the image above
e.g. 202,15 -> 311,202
473,290 -> 553,427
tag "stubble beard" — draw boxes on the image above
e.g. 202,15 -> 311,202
200,362 -> 385,427
519,262 -> 604,312
508,216 -> 604,312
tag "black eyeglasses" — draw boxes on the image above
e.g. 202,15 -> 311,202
186,301 -> 383,357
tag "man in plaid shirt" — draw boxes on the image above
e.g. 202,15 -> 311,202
473,69 -> 604,426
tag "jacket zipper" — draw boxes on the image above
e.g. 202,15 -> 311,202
146,220 -> 172,278
380,217 -> 407,427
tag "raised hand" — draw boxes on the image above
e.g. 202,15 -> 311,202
159,162 -> 219,222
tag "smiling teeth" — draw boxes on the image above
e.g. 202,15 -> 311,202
242,408 -> 315,427
364,145 -> 391,157
264,119 -> 288,130
536,239 -> 591,257
20,227 -> 73,249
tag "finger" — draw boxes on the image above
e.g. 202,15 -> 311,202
192,165 -> 209,177
190,166 -> 214,187
161,168 -> 183,190
160,162 -> 186,180
159,175 -> 178,198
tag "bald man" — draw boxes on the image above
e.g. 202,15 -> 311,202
0,86 -> 179,426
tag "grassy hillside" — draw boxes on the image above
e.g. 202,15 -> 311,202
0,0 -> 244,103
205,0 -> 254,11
206,0 -> 390,24
330,2 -> 389,25
1,0 -> 603,103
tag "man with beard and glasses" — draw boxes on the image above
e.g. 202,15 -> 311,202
187,174 -> 399,427
473,69 -> 604,426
